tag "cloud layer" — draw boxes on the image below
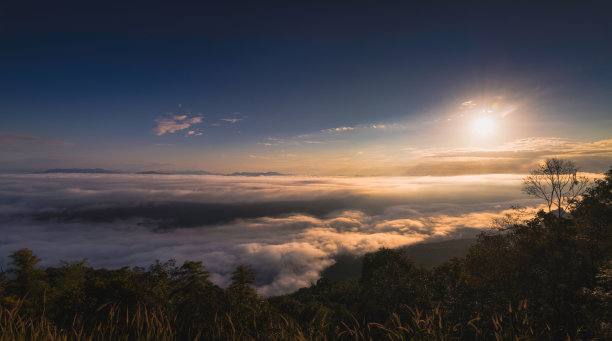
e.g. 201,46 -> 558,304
0,173 -> 539,295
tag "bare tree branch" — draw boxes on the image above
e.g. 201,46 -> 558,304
522,158 -> 590,217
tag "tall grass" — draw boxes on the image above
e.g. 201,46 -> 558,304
0,298 -> 175,341
1,298 -> 563,340
334,301 -> 552,341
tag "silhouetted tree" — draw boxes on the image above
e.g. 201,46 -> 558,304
46,259 -> 90,325
581,260 -> 612,337
0,265 -> 6,300
228,264 -> 257,301
360,248 -> 432,321
172,260 -> 221,335
573,167 -> 612,261
6,248 -> 49,313
522,158 -> 589,217
141,259 -> 178,308
227,265 -> 261,334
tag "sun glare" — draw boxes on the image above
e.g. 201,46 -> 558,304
473,117 -> 494,135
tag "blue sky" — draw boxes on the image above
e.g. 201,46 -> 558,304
1,1 -> 611,174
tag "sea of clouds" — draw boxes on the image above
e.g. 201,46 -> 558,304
0,173 -> 539,295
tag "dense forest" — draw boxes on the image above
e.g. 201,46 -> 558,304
1,168 -> 611,340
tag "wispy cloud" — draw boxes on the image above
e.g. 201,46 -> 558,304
321,126 -> 355,132
220,118 -> 243,124
248,154 -> 270,159
216,113 -> 246,125
154,114 -> 203,136
259,122 -> 401,148
405,137 -> 612,175
258,137 -> 294,147
248,132 -> 612,176
320,123 -> 403,133
0,131 -> 73,151
446,96 -> 523,123
185,130 -> 203,137
422,137 -> 612,161
461,100 -> 477,108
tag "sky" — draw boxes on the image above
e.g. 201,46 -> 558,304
1,1 -> 611,175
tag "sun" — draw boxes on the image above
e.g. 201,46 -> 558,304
473,116 -> 494,135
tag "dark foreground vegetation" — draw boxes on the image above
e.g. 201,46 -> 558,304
1,168 -> 611,340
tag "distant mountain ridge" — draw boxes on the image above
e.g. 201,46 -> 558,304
39,169 -> 287,176
136,171 -> 170,175
228,172 -> 287,177
42,168 -> 119,174
168,170 -> 218,175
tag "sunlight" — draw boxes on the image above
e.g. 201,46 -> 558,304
473,116 -> 495,135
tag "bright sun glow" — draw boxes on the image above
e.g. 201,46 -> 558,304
473,116 -> 494,135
